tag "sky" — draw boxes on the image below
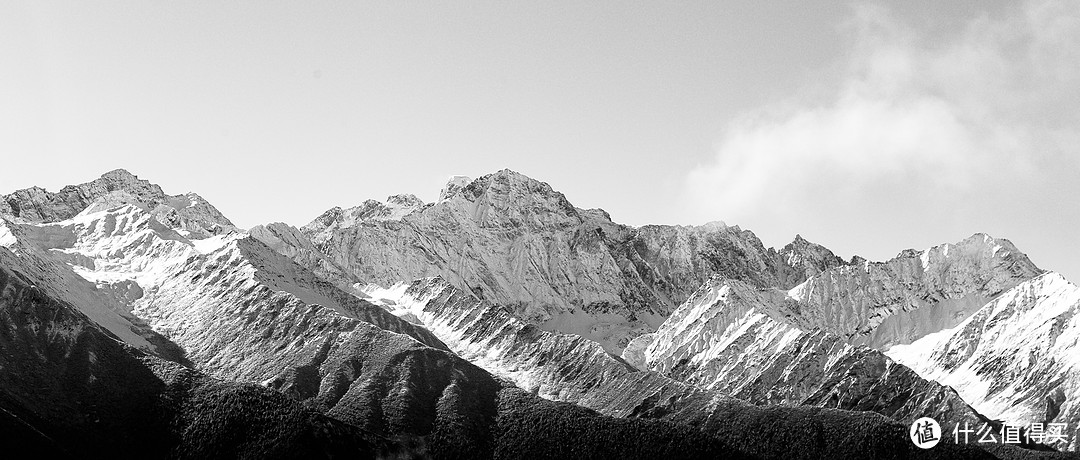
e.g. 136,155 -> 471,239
2,1 -> 1077,281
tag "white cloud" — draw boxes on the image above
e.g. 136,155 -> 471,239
685,0 -> 1080,245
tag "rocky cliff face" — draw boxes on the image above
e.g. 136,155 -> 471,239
438,175 -> 472,202
248,221 -> 364,295
1,169 -> 234,238
289,169 -> 850,353
778,234 -> 851,287
633,276 -> 987,429
888,272 -> 1080,451
787,234 -> 1043,349
1,169 -> 164,221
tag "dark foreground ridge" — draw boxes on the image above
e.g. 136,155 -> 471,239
0,251 -> 406,459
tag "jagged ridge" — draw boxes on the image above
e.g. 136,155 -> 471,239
286,169 -> 851,353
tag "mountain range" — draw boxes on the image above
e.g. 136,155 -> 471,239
0,168 -> 1076,458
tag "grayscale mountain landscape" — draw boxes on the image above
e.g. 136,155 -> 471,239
5,1 -> 1080,457
1,169 -> 1077,459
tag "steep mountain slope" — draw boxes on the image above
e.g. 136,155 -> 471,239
6,203 -> 446,381
0,215 -> 185,361
371,277 -> 981,428
248,222 -> 365,296
632,233 -> 1040,376
889,272 -> 1080,451
624,234 -> 1049,426
632,275 -> 985,428
287,169 -> 849,353
0,245 -> 405,459
364,277 -> 1060,459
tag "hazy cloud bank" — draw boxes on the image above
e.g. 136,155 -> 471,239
685,0 -> 1080,273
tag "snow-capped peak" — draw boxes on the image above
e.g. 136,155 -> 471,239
886,271 -> 1080,450
438,175 -> 472,202
0,170 -> 234,239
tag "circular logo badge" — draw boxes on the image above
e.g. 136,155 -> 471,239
910,417 -> 942,449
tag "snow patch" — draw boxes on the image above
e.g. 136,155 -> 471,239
191,234 -> 230,254
0,223 -> 16,248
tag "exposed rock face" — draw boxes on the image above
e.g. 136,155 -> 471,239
787,233 -> 1043,349
636,276 -> 987,428
1,169 -> 234,238
888,272 -> 1080,451
1,169 -> 164,222
288,169 -> 849,353
248,222 -> 364,295
777,234 -> 849,287
305,194 -> 427,233
438,175 -> 471,202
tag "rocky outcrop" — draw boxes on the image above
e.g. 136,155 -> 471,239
776,234 -> 849,287
304,194 -> 427,233
438,175 -> 471,202
1,169 -> 234,238
1,169 -> 164,222
787,233 -> 1043,349
248,222 -> 364,295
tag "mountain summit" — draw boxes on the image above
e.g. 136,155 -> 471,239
1,169 -> 161,222
1,169 -> 234,238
